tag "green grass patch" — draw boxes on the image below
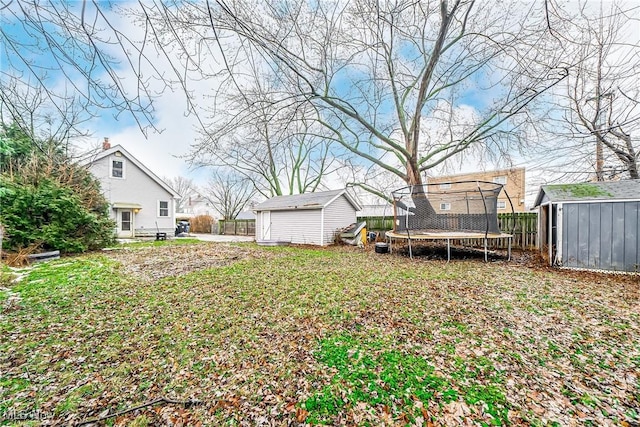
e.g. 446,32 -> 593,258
112,237 -> 203,248
1,242 -> 638,425
305,333 -> 510,425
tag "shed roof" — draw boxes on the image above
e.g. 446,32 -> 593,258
254,189 -> 362,212
534,180 -> 640,206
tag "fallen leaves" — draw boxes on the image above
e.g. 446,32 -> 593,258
0,243 -> 638,425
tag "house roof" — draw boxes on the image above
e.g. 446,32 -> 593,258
84,145 -> 180,198
534,180 -> 640,206
236,210 -> 256,220
254,189 -> 362,212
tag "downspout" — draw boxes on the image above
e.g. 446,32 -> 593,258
555,203 -> 563,266
548,203 -> 553,265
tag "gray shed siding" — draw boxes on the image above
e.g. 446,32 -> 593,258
269,209 -> 323,245
322,195 -> 357,244
561,201 -> 640,272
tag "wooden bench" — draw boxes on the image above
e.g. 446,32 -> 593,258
155,232 -> 167,241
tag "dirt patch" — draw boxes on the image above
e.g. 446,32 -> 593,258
386,241 -> 639,285
105,243 -> 273,281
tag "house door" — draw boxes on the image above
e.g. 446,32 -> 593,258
118,209 -> 134,238
261,211 -> 271,240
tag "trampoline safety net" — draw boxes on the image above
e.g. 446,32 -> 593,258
392,181 -> 504,235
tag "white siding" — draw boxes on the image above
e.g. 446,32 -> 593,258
255,193 -> 358,245
88,154 -> 175,236
269,209 -> 323,245
322,195 -> 358,245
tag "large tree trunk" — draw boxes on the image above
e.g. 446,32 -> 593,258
406,157 -> 423,187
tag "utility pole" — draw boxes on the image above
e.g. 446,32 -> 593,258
595,136 -> 604,182
587,92 -> 613,182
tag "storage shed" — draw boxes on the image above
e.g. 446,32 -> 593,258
534,180 -> 640,272
254,189 -> 362,246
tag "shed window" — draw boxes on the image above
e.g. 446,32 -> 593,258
158,201 -> 169,217
497,201 -> 506,209
111,160 -> 124,178
440,203 -> 451,211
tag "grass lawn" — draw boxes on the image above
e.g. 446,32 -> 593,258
1,241 -> 638,426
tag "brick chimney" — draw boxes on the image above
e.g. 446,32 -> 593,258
102,137 -> 111,150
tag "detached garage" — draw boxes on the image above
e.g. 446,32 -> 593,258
534,180 -> 640,272
254,189 -> 362,246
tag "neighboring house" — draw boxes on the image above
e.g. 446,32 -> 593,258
254,189 -> 362,245
357,204 -> 394,218
85,142 -> 179,238
182,195 -> 216,217
534,180 -> 640,272
428,167 -> 526,212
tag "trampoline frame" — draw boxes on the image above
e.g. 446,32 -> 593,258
389,181 -> 515,261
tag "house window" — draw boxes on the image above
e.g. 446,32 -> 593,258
111,159 -> 124,178
439,183 -> 451,190
158,201 -> 169,217
497,201 -> 506,210
440,203 -> 451,211
493,176 -> 507,185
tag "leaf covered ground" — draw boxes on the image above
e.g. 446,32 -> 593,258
1,241 -> 639,426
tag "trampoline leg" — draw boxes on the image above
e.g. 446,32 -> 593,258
408,238 -> 413,259
508,237 -> 512,261
447,238 -> 451,262
484,237 -> 488,262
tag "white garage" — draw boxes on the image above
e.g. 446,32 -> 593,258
254,189 -> 362,246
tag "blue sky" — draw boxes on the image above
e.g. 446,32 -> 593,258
2,1 -> 638,206
0,0 -> 209,183
0,0 -> 562,203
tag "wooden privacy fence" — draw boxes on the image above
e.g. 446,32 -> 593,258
358,212 -> 538,250
217,213 -> 537,248
451,212 -> 538,250
357,216 -> 394,231
218,219 -> 256,236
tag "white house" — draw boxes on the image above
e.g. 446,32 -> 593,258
254,189 -> 362,245
85,142 -> 179,238
182,195 -> 216,217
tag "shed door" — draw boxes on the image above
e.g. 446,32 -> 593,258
261,211 -> 271,240
561,201 -> 640,272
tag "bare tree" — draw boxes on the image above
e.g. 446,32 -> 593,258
204,0 -> 568,190
204,172 -> 256,220
567,3 -> 639,180
0,1 -> 170,134
0,78 -> 92,156
527,1 -> 640,181
14,0 -> 640,193
163,176 -> 199,213
191,78 -> 341,198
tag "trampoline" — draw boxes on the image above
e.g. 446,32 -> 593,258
387,181 -> 514,261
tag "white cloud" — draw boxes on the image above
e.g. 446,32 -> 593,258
76,3 -> 231,187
